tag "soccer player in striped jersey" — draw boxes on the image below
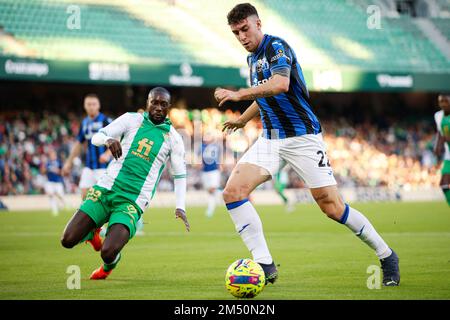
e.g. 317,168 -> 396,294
42,149 -> 66,216
434,94 -> 450,206
61,87 -> 189,280
200,131 -> 223,217
62,94 -> 112,200
216,3 -> 400,286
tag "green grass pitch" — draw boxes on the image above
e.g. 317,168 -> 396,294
0,201 -> 449,299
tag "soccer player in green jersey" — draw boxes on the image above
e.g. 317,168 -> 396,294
273,165 -> 295,212
61,87 -> 190,280
434,94 -> 450,206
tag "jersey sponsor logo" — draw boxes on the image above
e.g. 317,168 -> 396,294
252,78 -> 268,87
270,49 -> 290,63
132,138 -> 154,161
444,124 -> 450,138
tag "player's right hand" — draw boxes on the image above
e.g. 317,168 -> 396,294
106,139 -> 122,160
222,118 -> 246,133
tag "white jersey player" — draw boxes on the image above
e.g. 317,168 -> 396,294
61,87 -> 189,280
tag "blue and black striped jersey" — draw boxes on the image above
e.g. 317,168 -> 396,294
77,112 -> 112,169
46,159 -> 63,183
248,34 -> 321,139
201,142 -> 221,172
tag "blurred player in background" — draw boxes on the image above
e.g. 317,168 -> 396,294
62,94 -> 112,199
61,87 -> 189,280
434,94 -> 450,206
200,130 -> 223,217
274,164 -> 295,212
217,3 -> 400,286
42,149 -> 66,216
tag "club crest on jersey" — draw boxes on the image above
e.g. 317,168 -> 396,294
255,57 -> 269,73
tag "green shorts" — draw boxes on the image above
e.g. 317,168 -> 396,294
79,185 -> 142,239
442,160 -> 450,175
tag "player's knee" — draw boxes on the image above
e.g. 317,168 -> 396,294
60,233 -> 77,249
223,184 -> 250,203
317,199 -> 345,221
222,187 -> 235,203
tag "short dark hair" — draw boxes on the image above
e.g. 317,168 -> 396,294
84,93 -> 99,100
227,3 -> 259,25
148,87 -> 171,99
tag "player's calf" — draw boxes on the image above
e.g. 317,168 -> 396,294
311,187 -> 345,221
101,245 -> 122,264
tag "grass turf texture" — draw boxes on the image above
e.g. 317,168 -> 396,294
0,202 -> 449,300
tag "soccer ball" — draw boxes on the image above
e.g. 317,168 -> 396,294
225,258 -> 266,298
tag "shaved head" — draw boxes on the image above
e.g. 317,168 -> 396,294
148,87 -> 171,100
146,87 -> 171,124
439,94 -> 450,114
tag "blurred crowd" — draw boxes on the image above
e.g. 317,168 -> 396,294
0,108 -> 440,196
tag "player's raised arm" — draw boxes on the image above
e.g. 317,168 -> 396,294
214,74 -> 289,107
215,42 -> 292,106
91,113 -> 130,160
62,125 -> 85,175
169,130 -> 189,232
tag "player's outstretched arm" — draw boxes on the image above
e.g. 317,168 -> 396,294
223,101 -> 259,133
174,180 -> 189,232
169,130 -> 189,232
214,74 -> 289,107
91,133 -> 122,160
91,113 -> 132,160
62,141 -> 82,176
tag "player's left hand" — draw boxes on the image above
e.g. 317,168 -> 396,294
175,208 -> 190,232
106,138 -> 122,160
214,88 -> 241,107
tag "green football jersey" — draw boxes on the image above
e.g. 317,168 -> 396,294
441,113 -> 450,147
435,110 -> 450,161
96,112 -> 186,212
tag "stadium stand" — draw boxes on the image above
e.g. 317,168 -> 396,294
432,17 -> 450,40
0,0 -> 196,63
0,0 -> 449,72
0,108 -> 440,196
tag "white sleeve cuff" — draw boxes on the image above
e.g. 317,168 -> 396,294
91,131 -> 113,146
174,177 -> 186,211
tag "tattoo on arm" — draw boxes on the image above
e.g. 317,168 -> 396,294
249,88 -> 278,100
